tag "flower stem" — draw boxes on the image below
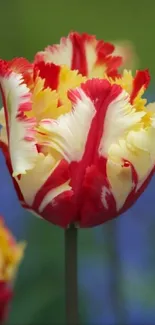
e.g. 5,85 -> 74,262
65,224 -> 78,325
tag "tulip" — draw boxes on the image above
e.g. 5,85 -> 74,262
0,49 -> 155,229
0,218 -> 24,323
0,32 -> 155,325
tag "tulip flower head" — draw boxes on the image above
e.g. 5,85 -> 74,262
0,218 -> 24,323
0,32 -> 155,228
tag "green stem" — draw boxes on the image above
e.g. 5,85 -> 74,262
65,225 -> 78,325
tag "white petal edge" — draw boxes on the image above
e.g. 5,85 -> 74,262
38,37 -> 73,67
0,72 -> 38,176
39,89 -> 96,162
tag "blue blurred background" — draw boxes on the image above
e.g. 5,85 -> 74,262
1,0 -> 155,324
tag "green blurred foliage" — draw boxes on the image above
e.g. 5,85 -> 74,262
0,0 -> 155,323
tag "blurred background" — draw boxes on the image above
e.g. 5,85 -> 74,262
0,0 -> 155,324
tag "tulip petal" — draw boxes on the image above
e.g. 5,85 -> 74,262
35,36 -> 73,69
108,126 -> 155,206
16,153 -> 74,227
39,88 -> 96,162
16,153 -> 57,206
98,89 -> 146,157
107,158 -> 134,211
34,32 -> 122,78
0,60 -> 38,176
8,57 -> 33,88
34,60 -> 85,106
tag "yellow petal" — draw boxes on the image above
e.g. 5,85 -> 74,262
58,65 -> 86,108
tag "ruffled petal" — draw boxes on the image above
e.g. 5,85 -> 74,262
0,60 -> 38,176
34,32 -> 122,78
38,87 -> 96,162
33,61 -> 85,122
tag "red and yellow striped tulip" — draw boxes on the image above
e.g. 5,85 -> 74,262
0,32 -> 155,228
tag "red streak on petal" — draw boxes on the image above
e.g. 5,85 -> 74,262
94,40 -> 122,78
24,136 -> 34,141
32,160 -> 70,211
19,102 -> 32,112
96,41 -> 114,58
70,32 -> 88,76
68,88 -> 81,103
79,164 -> 116,227
130,69 -> 150,104
0,60 -> 11,137
0,84 -> 9,141
41,190 -> 75,228
34,61 -> 60,90
30,159 -> 76,228
70,79 -> 122,198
